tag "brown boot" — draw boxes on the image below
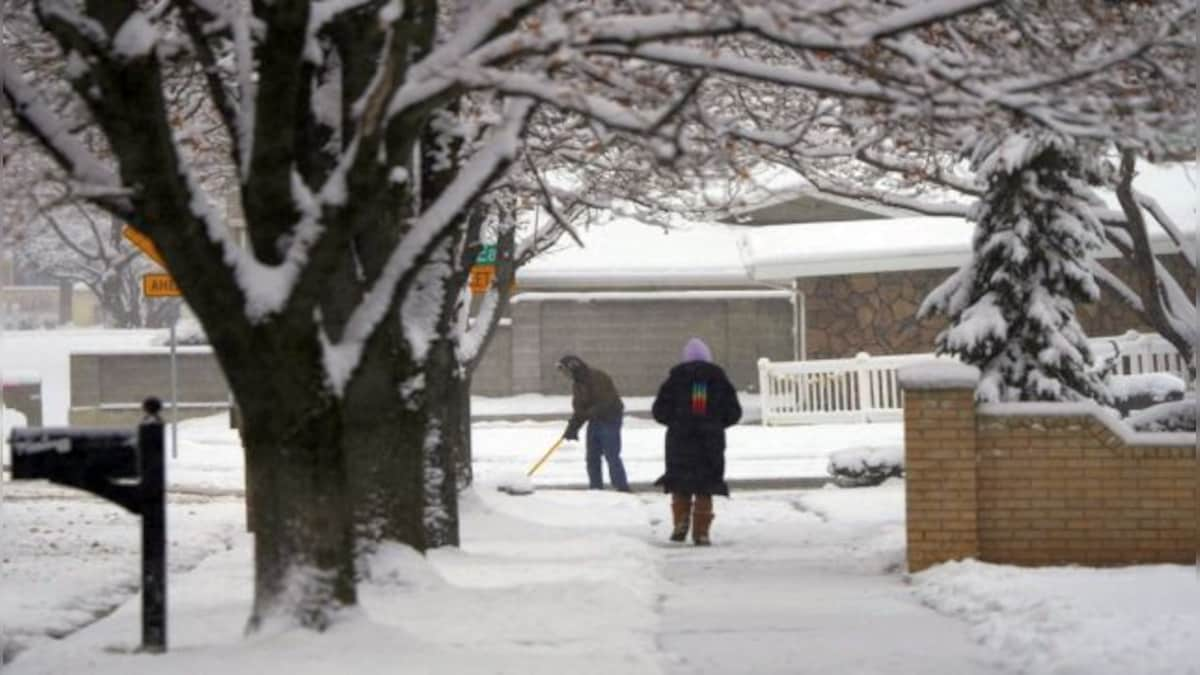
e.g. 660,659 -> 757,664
692,495 -> 714,546
670,493 -> 692,542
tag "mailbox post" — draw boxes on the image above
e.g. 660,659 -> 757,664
9,398 -> 168,653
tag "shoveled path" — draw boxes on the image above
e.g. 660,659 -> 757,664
649,489 -> 1000,675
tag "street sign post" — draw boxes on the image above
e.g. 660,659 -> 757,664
125,227 -> 183,460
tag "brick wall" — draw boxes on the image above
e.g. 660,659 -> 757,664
904,387 -> 980,572
901,369 -> 1197,572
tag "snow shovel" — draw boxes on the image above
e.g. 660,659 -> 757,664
497,435 -> 565,496
526,435 -> 566,477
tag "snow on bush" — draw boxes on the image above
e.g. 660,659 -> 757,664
1107,373 -> 1186,417
827,445 -> 903,488
918,132 -> 1110,405
1126,395 -> 1196,432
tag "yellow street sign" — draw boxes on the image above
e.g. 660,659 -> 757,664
122,225 -> 167,269
142,273 -> 181,297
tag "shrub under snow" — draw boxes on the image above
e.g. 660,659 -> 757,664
1107,373 -> 1186,417
827,446 -> 904,488
1127,395 -> 1196,432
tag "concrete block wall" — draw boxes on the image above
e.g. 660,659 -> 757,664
2,381 -> 42,426
60,294 -> 795,421
471,324 -> 513,396
514,296 -> 793,396
70,350 -> 230,426
901,373 -> 1196,572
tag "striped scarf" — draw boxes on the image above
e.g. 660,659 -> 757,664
690,382 -> 708,415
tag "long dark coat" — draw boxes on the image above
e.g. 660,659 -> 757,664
651,361 -> 742,496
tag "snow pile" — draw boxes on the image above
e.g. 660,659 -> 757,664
493,471 -> 534,495
896,360 -> 980,390
1127,396 -> 1197,432
913,559 -> 1200,674
826,446 -> 903,487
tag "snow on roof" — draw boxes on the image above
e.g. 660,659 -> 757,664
740,216 -> 973,279
741,162 -> 1198,281
517,164 -> 1197,286
2,369 -> 42,386
511,289 -> 791,303
517,218 -> 751,288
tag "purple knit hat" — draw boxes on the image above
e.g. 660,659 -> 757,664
682,337 -> 712,363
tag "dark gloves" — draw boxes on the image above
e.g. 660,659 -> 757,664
563,422 -> 581,441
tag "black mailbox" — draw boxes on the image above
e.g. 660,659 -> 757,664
11,427 -> 137,478
7,399 -> 167,652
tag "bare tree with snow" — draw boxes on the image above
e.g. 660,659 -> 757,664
7,0 -> 1161,630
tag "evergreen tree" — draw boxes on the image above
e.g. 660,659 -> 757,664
920,132 -> 1111,403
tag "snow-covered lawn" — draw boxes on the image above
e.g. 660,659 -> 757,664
6,472 -> 1200,674
3,328 -> 1200,673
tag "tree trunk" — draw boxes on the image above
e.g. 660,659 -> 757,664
239,393 -> 356,631
455,374 -> 473,490
422,336 -> 464,547
340,322 -> 427,556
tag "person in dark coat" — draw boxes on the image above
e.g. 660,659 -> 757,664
651,338 -> 742,545
558,355 -> 630,492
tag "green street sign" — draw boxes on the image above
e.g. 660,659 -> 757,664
476,245 -> 497,265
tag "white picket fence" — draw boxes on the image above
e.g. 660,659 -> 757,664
758,331 -> 1189,426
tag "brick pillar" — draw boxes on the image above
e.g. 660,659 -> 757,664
899,363 -> 981,573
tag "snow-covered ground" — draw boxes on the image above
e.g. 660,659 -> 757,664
3,329 -> 1200,674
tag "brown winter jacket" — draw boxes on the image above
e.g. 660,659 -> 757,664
562,358 -> 624,438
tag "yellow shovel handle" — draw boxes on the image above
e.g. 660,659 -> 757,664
526,436 -> 566,477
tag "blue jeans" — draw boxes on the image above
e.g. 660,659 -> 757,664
586,418 -> 629,491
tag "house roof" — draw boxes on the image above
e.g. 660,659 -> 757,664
740,162 -> 1198,280
517,163 -> 1198,286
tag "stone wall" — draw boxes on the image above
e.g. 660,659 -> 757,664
798,254 -> 1195,360
901,367 -> 1196,573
